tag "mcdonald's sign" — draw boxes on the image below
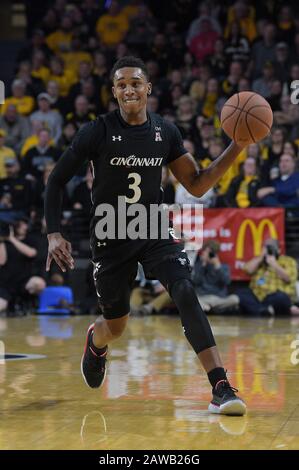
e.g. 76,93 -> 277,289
202,208 -> 285,280
236,218 -> 278,259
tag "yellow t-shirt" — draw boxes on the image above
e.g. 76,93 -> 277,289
31,66 -> 50,83
225,5 -> 257,42
20,135 -> 54,158
236,175 -> 255,207
0,146 -> 16,178
46,30 -> 73,54
47,69 -> 77,97
61,51 -> 92,77
1,96 -> 35,116
96,13 -> 129,46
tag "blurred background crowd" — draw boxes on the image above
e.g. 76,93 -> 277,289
0,0 -> 299,317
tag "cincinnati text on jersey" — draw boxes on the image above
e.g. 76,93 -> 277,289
110,156 -> 164,167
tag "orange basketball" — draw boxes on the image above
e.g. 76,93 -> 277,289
220,91 -> 273,146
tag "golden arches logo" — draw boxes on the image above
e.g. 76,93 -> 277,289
236,218 -> 278,259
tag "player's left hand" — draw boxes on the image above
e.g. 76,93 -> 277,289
46,232 -> 74,272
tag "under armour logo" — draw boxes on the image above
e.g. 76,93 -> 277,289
155,132 -> 162,142
97,242 -> 107,247
112,135 -> 122,141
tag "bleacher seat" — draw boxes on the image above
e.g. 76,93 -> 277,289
37,286 -> 74,315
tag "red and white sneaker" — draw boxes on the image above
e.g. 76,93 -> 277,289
81,323 -> 107,389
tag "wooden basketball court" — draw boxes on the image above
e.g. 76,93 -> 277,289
0,315 -> 298,450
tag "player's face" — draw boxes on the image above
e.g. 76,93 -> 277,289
112,67 -> 152,114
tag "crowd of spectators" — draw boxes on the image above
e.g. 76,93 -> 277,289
0,0 -> 299,315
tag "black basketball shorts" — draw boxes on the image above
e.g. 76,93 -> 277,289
91,238 -> 192,319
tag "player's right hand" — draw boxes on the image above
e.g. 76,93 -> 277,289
46,232 -> 74,272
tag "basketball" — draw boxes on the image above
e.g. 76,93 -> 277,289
220,91 -> 273,146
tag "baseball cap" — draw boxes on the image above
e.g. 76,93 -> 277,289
37,92 -> 53,103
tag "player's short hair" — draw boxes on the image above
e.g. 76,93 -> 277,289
110,56 -> 149,81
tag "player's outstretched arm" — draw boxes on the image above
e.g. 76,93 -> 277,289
168,141 -> 245,197
45,147 -> 89,272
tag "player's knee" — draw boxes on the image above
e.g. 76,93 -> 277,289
170,278 -> 198,306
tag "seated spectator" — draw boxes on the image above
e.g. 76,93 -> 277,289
237,239 -> 299,316
224,21 -> 250,63
0,158 -> 33,223
176,96 -> 196,135
225,157 -> 261,207
192,240 -> 239,314
45,15 -> 73,55
31,50 -> 50,84
267,79 -> 283,112
252,61 -> 275,98
0,104 -> 30,154
65,95 -> 96,130
1,79 -> 35,116
273,95 -> 299,135
16,60 -> 44,98
189,17 -> 219,62
57,122 -> 77,153
0,218 -> 46,314
225,1 -> 257,43
17,28 -> 51,64
96,1 -> 129,48
0,129 -> 17,179
22,128 -> 60,182
30,93 -> 63,144
257,153 -> 299,208
260,126 -> 285,184
250,23 -> 276,79
46,81 -> 66,116
198,78 -> 219,119
221,61 -> 243,97
60,36 -> 92,78
47,56 -> 76,98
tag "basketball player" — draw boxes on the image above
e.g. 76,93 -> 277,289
45,57 -> 247,415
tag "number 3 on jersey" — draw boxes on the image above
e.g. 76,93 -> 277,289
125,172 -> 141,203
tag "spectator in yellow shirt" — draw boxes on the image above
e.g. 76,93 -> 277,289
237,239 -> 299,316
47,56 -> 76,97
96,1 -> 129,47
1,79 -> 35,116
0,129 -> 17,179
31,50 -> 50,84
225,157 -> 261,207
46,16 -> 73,55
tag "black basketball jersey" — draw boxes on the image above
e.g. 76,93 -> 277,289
88,110 -> 185,211
44,110 -> 186,237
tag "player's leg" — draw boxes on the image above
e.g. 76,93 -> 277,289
168,276 -> 246,415
81,258 -> 137,389
142,246 -> 246,415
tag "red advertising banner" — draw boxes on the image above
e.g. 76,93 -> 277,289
202,208 -> 285,280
